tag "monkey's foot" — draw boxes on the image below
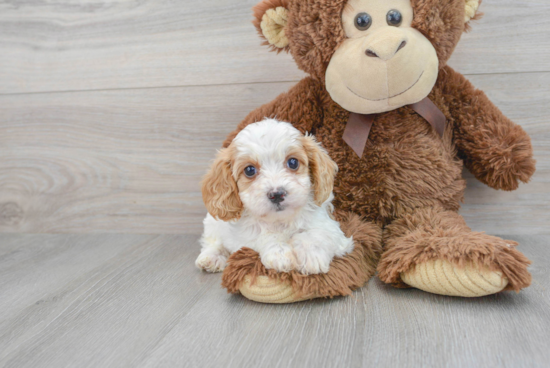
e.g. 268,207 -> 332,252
378,206 -> 532,296
401,259 -> 508,297
239,275 -> 315,303
221,211 -> 382,304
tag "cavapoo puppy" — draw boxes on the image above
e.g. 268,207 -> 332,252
196,119 -> 354,275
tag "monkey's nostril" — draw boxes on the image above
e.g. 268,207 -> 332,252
396,40 -> 407,53
365,49 -> 378,58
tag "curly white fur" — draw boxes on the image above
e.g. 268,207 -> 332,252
196,119 -> 354,275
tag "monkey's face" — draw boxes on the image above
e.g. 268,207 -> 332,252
325,0 -> 439,114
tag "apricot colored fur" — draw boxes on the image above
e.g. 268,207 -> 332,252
302,135 -> 339,206
201,145 -> 243,221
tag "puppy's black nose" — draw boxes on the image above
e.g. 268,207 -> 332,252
268,189 -> 286,204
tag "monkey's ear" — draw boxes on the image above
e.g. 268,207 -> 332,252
464,0 -> 481,25
302,135 -> 339,206
201,147 -> 243,221
253,0 -> 290,53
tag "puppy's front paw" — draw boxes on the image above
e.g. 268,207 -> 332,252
261,247 -> 295,273
293,244 -> 332,275
196,251 -> 227,273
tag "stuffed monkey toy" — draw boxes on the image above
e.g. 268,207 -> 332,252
219,0 -> 535,303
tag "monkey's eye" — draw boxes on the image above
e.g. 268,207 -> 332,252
354,13 -> 372,31
287,158 -> 299,170
244,165 -> 257,178
386,10 -> 403,27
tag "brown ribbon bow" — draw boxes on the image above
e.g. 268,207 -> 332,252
343,97 -> 446,158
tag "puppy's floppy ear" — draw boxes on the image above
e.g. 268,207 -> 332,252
201,146 -> 243,221
302,135 -> 338,206
253,0 -> 290,53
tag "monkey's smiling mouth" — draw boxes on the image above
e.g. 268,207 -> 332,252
347,71 -> 424,102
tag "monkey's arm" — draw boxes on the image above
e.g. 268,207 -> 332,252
222,77 -> 324,148
440,66 -> 535,191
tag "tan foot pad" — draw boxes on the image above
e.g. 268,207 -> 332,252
239,275 -> 315,304
401,259 -> 508,297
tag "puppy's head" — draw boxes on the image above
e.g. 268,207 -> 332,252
202,119 -> 338,221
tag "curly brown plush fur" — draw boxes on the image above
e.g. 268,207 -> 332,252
440,68 -> 536,191
377,205 -> 532,291
254,0 -> 470,80
252,0 -> 290,53
222,211 -> 382,298
220,0 -> 535,296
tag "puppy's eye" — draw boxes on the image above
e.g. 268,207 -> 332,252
244,165 -> 257,178
287,158 -> 299,170
354,12 -> 372,31
386,9 -> 402,27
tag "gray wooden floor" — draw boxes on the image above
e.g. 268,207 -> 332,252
0,233 -> 549,368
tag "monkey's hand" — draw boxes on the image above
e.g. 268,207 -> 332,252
442,66 -> 536,191
458,121 -> 535,191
